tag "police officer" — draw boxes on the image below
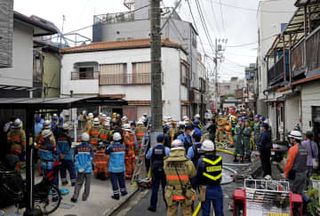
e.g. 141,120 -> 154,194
146,134 -> 170,212
164,139 -> 196,216
187,130 -> 202,167
177,124 -> 193,153
257,123 -> 272,177
233,118 -> 244,162
284,130 -> 307,195
196,140 -> 224,216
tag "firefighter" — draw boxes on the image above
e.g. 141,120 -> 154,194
196,140 -> 224,216
122,124 -> 137,179
37,124 -> 58,185
146,134 -> 170,212
135,120 -> 146,156
243,118 -> 252,162
71,132 -> 94,203
177,124 -> 194,153
169,120 -> 178,143
7,118 -> 26,162
94,142 -> 109,180
284,130 -> 307,195
233,118 -> 244,162
85,113 -> 94,132
89,118 -> 100,150
57,123 -> 76,186
105,132 -> 127,200
99,121 -> 111,145
163,139 -> 196,216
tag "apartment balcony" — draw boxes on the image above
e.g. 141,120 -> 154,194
290,39 -> 305,78
267,55 -> 290,86
71,71 -> 99,80
99,73 -> 151,85
306,26 -> 320,76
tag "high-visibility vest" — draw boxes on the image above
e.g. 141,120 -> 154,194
199,156 -> 223,185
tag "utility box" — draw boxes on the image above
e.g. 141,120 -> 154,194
0,0 -> 13,68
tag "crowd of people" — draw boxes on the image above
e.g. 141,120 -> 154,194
1,106 -> 319,215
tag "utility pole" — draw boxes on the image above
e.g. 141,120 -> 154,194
150,0 -> 162,143
214,39 -> 219,112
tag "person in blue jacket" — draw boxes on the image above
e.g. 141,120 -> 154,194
193,119 -> 203,138
71,132 -> 93,203
57,123 -> 76,186
177,124 -> 194,152
146,134 -> 170,212
105,132 -> 128,200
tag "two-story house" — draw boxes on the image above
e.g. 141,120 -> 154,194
61,38 -> 190,120
262,0 -> 320,141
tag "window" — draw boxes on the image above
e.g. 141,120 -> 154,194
181,62 -> 189,86
100,63 -> 127,85
132,62 -> 151,84
72,62 -> 98,80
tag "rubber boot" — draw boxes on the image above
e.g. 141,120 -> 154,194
233,155 -> 239,162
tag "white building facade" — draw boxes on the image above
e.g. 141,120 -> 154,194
61,39 -> 190,120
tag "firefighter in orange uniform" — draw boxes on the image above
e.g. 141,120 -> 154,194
122,124 -> 138,179
89,118 -> 100,150
85,113 -> 94,132
169,120 -> 178,144
135,120 -> 146,156
7,118 -> 26,161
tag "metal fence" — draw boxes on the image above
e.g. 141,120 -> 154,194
99,73 -> 151,85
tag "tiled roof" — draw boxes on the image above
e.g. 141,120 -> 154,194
61,38 -> 184,54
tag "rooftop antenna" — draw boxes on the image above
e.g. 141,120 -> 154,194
123,0 -> 135,10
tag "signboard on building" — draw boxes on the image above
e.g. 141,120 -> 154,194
0,0 -> 13,68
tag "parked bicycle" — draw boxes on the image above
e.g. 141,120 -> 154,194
0,157 -> 62,215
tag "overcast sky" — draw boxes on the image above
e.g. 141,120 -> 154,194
14,0 -> 262,81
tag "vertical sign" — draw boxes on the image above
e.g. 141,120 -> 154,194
0,0 -> 13,68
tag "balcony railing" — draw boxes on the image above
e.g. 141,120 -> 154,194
94,12 -> 134,25
71,71 -> 99,80
268,56 -> 284,85
100,73 -> 151,85
290,39 -> 305,78
306,26 -> 320,74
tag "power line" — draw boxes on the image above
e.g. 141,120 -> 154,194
226,34 -> 276,48
194,0 -> 215,54
160,0 -> 183,32
207,0 -> 295,14
185,0 -> 206,55
218,0 -> 227,37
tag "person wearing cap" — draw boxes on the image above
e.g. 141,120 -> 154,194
302,131 -> 319,187
145,134 -> 170,212
57,123 -> 76,186
105,132 -> 127,200
284,130 -> 308,195
193,120 -> 202,138
71,132 -> 94,202
7,118 -> 26,161
233,118 -> 245,163
187,130 -> 203,167
163,139 -> 196,216
174,121 -> 185,139
34,116 -> 43,137
196,140 -> 224,216
257,123 -> 272,177
177,124 -> 194,153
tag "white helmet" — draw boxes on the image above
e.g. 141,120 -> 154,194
178,121 -> 185,126
81,132 -> 90,142
201,140 -> 215,151
194,114 -> 200,119
62,123 -> 69,131
104,121 -> 110,127
42,129 -> 52,138
183,115 -> 189,121
106,116 -> 111,121
88,113 -> 94,119
43,120 -> 51,129
93,118 -> 100,125
123,123 -> 131,130
13,118 -> 22,128
171,139 -> 184,149
288,130 -> 303,140
121,115 -> 128,122
113,132 -> 122,141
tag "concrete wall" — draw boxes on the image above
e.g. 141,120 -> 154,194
285,95 -> 300,133
61,47 -> 187,119
0,21 -> 33,87
43,51 -> 61,97
301,81 -> 320,132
